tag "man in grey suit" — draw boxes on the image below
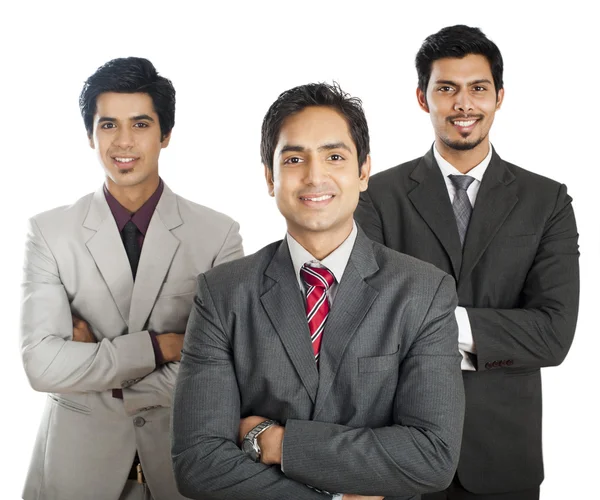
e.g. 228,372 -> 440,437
354,26 -> 579,499
19,57 -> 244,500
172,83 -> 465,500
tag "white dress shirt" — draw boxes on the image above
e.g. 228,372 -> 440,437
285,224 -> 357,500
433,144 -> 493,371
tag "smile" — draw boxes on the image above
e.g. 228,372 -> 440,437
300,195 -> 334,202
113,157 -> 137,163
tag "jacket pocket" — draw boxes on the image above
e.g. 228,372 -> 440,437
358,346 -> 401,373
49,394 -> 91,415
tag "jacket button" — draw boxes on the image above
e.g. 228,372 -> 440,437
492,361 -> 499,368
485,362 -> 491,369
133,417 -> 146,427
506,359 -> 514,366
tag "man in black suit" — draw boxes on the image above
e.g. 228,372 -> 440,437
354,25 -> 579,500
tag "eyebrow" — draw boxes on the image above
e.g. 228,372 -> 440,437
279,142 -> 352,156
97,114 -> 155,124
435,79 -> 493,86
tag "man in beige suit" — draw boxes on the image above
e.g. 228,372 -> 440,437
19,57 -> 244,500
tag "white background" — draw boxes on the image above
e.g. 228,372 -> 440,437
1,1 -> 597,497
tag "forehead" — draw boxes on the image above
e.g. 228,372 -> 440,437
429,54 -> 493,84
94,92 -> 157,118
277,106 -> 354,150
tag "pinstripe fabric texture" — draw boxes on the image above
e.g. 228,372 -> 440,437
172,228 -> 465,499
300,264 -> 335,364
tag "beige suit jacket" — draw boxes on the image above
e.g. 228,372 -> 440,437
20,184 -> 243,500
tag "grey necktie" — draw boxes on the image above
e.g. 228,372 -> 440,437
449,175 -> 476,246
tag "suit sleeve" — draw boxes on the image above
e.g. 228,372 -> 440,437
171,274 -> 330,500
122,219 -> 245,415
466,184 -> 579,370
354,190 -> 386,244
20,218 -> 156,394
282,274 -> 465,497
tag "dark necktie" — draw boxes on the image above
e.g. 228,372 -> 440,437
448,174 -> 476,247
122,220 -> 141,280
300,264 -> 335,365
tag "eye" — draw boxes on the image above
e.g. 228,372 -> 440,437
100,122 -> 115,129
473,86 -> 487,92
438,86 -> 453,93
328,154 -> 344,161
283,156 -> 303,165
134,122 -> 149,128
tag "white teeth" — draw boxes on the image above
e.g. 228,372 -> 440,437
301,195 -> 333,202
454,120 -> 476,127
115,157 -> 136,163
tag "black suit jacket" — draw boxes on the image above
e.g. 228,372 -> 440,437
354,147 -> 579,494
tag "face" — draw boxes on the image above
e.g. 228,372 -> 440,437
265,106 -> 370,245
89,92 -> 170,190
417,54 -> 504,152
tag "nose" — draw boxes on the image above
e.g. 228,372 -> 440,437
453,91 -> 474,114
304,158 -> 328,186
113,126 -> 134,149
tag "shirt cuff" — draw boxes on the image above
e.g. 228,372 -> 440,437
331,495 -> 344,500
149,331 -> 164,367
456,307 -> 476,371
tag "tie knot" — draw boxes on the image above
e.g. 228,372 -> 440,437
300,264 -> 335,290
449,174 -> 475,191
122,220 -> 139,236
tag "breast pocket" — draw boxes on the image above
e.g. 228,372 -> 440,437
157,278 -> 198,298
358,346 -> 401,373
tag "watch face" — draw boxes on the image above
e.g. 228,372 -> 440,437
242,439 -> 260,462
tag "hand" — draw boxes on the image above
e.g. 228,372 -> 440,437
239,416 -> 284,465
72,315 -> 97,343
155,333 -> 184,362
342,496 -> 384,500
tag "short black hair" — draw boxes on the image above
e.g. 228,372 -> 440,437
416,25 -> 504,96
261,82 -> 370,173
79,57 -> 175,140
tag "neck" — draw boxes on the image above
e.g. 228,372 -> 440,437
435,138 -> 490,174
105,176 -> 160,213
288,221 -> 353,261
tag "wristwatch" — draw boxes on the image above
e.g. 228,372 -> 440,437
241,419 -> 279,462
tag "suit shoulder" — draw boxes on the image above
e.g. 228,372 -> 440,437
175,194 -> 237,227
504,160 -> 565,190
371,239 -> 451,284
201,241 -> 281,290
368,156 -> 422,187
29,193 -> 94,231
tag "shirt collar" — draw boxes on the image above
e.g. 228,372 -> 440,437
103,179 -> 164,234
433,144 -> 493,183
287,222 -> 358,289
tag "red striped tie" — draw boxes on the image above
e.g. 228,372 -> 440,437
300,264 -> 335,364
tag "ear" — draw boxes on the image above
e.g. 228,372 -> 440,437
264,164 -> 275,197
495,88 -> 505,110
416,87 -> 429,113
358,155 -> 371,192
161,131 -> 172,149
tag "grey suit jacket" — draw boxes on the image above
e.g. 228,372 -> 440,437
354,148 -> 580,494
171,228 -> 465,499
20,184 -> 244,500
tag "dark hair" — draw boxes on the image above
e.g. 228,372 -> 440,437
260,82 -> 370,172
79,57 -> 175,140
416,25 -> 504,96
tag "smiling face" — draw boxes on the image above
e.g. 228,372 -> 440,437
417,54 -> 504,157
89,92 -> 170,192
265,106 -> 370,251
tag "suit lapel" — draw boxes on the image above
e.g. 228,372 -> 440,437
408,149 -> 463,278
84,188 -> 133,325
128,185 -> 182,333
459,150 -> 517,284
313,229 -> 379,419
261,240 -> 319,403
